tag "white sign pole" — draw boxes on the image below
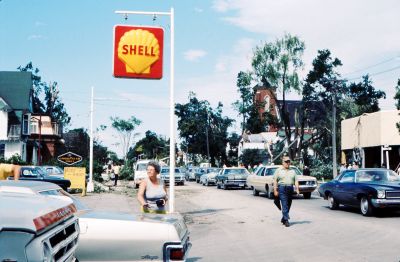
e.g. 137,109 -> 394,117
114,9 -> 176,213
168,7 -> 175,213
87,86 -> 94,193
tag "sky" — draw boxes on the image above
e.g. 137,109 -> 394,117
1,0 -> 399,157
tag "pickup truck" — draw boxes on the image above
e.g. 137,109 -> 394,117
0,182 -> 80,261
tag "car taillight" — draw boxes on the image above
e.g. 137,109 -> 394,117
169,248 -> 184,260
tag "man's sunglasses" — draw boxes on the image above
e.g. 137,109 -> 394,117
284,160 -> 291,163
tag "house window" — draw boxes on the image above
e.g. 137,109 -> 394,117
22,114 -> 30,135
264,95 -> 270,112
0,144 -> 5,159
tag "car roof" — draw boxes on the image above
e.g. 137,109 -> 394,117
0,180 -> 61,194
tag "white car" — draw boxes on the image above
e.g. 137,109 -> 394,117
160,167 -> 185,186
0,180 -> 191,261
0,181 -> 79,261
133,159 -> 152,188
199,168 -> 221,186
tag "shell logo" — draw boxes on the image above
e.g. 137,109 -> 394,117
113,25 -> 164,79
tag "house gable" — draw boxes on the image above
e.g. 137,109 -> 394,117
0,71 -> 33,112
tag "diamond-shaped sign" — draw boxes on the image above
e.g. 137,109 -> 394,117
57,152 -> 83,165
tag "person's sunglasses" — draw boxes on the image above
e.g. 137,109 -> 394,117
284,160 -> 291,163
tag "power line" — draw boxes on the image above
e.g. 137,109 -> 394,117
343,56 -> 399,76
63,98 -> 168,110
347,65 -> 400,81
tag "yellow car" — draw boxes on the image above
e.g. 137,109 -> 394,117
246,165 -> 317,199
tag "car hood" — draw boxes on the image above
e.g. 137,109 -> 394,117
360,182 -> 400,190
0,193 -> 75,233
206,172 -> 218,179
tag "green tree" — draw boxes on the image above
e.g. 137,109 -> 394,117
300,49 -> 345,172
393,79 -> 400,133
232,71 -> 253,133
227,132 -> 240,166
18,62 -> 71,126
347,75 -> 386,116
110,116 -> 142,161
130,130 -> 168,159
251,33 -> 305,151
175,92 -> 234,166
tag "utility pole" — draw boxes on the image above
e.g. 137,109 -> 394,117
332,88 -> 338,178
205,110 -> 210,163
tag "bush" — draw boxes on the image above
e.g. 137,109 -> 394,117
119,159 -> 134,180
310,159 -> 333,181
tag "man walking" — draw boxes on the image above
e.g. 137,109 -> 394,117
113,162 -> 121,186
273,155 -> 299,227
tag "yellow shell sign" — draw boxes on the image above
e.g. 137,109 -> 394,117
113,25 -> 164,79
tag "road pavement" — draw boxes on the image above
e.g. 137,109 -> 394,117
78,181 -> 400,262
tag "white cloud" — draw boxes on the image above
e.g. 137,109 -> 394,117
35,21 -> 46,27
194,7 -> 204,13
212,0 -> 400,71
183,49 -> 207,62
211,0 -> 400,108
28,34 -> 43,40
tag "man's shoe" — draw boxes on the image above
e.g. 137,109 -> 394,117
284,221 -> 290,227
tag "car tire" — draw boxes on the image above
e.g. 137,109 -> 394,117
252,187 -> 259,196
217,182 -> 221,189
360,196 -> 374,216
221,181 -> 227,190
328,193 -> 339,210
265,186 -> 273,199
303,192 -> 312,199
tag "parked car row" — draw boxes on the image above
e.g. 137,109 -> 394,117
188,164 -> 400,217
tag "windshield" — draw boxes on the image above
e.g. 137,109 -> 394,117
224,168 -> 249,175
356,170 -> 400,183
136,163 -> 147,171
35,167 -> 46,176
160,168 -> 181,174
269,167 -> 302,176
22,168 -> 40,176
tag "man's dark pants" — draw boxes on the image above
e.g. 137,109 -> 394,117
279,185 -> 293,222
114,174 -> 119,186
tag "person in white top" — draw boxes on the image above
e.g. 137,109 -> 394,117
137,161 -> 168,214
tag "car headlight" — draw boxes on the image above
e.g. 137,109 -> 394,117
377,190 -> 385,199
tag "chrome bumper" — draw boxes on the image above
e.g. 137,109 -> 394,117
371,198 -> 400,208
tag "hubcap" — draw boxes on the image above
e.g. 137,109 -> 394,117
361,198 -> 368,214
329,196 -> 334,208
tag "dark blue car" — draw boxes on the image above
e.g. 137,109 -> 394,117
318,168 -> 400,216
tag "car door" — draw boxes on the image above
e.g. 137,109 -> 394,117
265,167 -> 278,192
252,167 -> 265,191
336,171 -> 356,205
